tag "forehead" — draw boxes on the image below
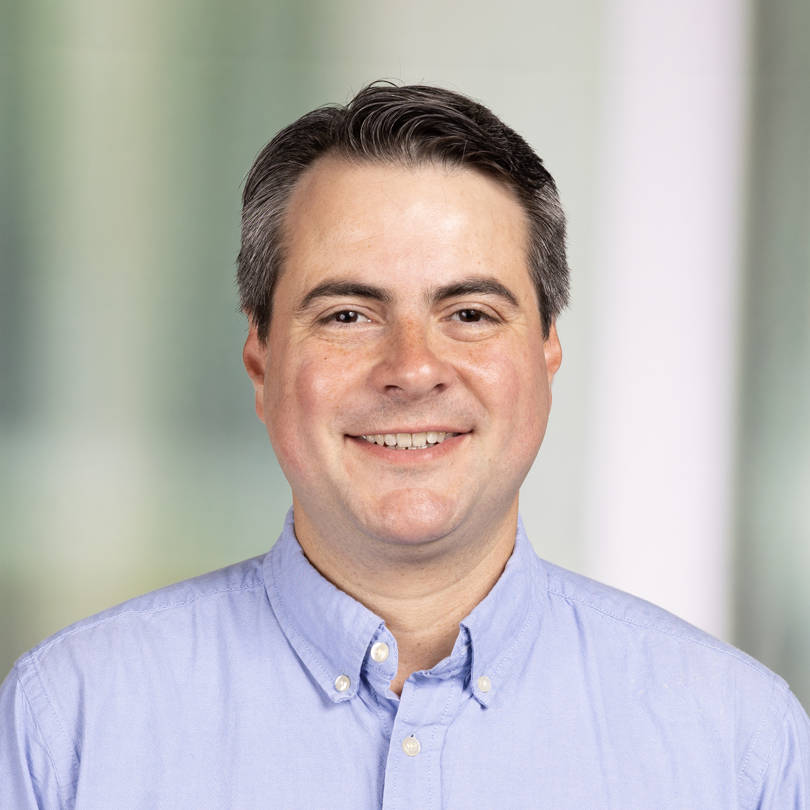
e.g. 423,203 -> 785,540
280,158 -> 533,299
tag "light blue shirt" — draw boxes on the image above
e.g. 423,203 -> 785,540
2,510 -> 809,809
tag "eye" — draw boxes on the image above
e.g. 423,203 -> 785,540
329,310 -> 371,324
451,308 -> 493,323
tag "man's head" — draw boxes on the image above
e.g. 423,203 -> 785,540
241,83 -> 568,562
237,82 -> 569,341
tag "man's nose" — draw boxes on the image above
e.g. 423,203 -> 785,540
370,320 -> 455,400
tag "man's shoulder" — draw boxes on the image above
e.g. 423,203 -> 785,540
16,553 -> 270,675
538,557 -> 786,690
532,558 -> 810,805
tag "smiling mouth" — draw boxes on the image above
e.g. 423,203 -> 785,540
356,431 -> 463,450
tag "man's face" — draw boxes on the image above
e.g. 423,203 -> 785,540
245,158 -> 561,551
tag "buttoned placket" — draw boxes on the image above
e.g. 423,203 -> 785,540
383,674 -> 465,810
365,631 -> 474,810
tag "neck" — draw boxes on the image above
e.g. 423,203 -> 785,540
292,499 -> 518,695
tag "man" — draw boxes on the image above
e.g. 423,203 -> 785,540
1,83 -> 808,809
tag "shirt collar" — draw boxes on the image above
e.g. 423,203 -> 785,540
264,509 -> 382,703
459,515 -> 541,706
264,508 -> 541,707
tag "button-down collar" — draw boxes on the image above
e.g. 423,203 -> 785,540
264,509 -> 542,708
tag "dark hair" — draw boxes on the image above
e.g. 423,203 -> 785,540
237,82 -> 569,340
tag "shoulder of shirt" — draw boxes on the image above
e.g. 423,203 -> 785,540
538,555 -> 789,691
535,557 -> 810,805
16,553 -> 269,668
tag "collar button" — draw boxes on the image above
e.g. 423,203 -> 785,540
370,642 -> 390,662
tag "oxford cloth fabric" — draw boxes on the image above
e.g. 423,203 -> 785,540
1,510 -> 809,809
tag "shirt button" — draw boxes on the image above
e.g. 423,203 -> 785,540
370,642 -> 389,662
402,736 -> 421,757
334,675 -> 351,692
477,675 -> 492,693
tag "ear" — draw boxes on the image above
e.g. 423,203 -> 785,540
544,322 -> 562,386
243,323 -> 268,424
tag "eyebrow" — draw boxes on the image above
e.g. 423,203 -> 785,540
298,281 -> 393,312
427,278 -> 520,309
296,275 -> 521,313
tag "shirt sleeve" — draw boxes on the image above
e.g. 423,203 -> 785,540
755,689 -> 810,810
0,667 -> 64,810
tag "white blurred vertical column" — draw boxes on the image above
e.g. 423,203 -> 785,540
584,0 -> 750,639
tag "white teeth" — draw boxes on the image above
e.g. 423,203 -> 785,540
360,431 -> 457,449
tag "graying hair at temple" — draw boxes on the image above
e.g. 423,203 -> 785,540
237,82 -> 570,341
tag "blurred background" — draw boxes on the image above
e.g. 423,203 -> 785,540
1,0 -> 809,706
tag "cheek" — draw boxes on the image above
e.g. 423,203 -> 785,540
264,355 -> 320,472
267,351 -> 330,416
265,351 -> 356,475
470,343 -> 549,428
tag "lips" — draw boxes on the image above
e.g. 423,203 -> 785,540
357,431 -> 462,449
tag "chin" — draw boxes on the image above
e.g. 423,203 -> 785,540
357,488 -> 465,548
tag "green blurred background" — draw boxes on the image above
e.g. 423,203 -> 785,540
1,0 -> 809,708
